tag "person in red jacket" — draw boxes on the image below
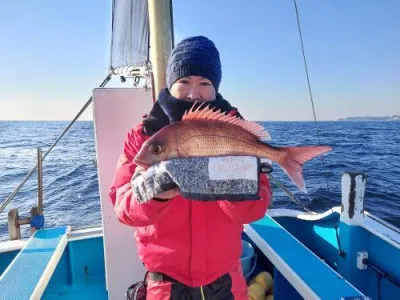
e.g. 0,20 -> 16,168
109,36 -> 272,300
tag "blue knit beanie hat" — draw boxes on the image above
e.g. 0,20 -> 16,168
166,36 -> 222,91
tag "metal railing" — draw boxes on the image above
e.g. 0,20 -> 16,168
1,75 -> 111,239
0,75 -> 111,215
6,148 -> 44,240
37,148 -> 43,215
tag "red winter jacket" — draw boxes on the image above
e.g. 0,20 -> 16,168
109,122 -> 272,287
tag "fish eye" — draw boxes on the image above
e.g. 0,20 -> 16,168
150,144 -> 163,154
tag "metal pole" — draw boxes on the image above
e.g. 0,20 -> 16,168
41,74 -> 111,161
0,74 -> 111,213
37,148 -> 43,215
148,0 -> 173,97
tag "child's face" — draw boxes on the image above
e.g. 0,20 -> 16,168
170,76 -> 216,102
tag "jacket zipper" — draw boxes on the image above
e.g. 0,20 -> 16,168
200,286 -> 205,300
189,200 -> 193,285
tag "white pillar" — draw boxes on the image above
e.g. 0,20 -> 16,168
340,172 -> 366,225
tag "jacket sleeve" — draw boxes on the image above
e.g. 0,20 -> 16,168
217,174 -> 271,224
109,124 -> 173,227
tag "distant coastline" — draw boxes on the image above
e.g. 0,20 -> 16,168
337,115 -> 400,121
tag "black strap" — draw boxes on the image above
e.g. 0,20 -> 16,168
148,272 -> 177,282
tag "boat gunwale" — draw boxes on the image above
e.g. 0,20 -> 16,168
268,207 -> 400,250
244,218 -> 365,300
0,226 -> 103,253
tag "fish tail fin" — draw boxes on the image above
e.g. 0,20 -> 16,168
279,146 -> 332,193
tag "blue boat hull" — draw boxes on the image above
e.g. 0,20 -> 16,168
2,208 -> 398,299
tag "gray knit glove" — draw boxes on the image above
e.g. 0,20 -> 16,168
131,156 -> 262,203
131,163 -> 177,203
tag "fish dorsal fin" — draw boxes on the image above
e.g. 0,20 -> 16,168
182,102 -> 271,140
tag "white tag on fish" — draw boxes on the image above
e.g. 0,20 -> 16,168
208,156 -> 258,181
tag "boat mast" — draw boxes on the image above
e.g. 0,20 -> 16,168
148,0 -> 174,97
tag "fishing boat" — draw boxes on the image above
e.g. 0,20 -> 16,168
1,1 -> 399,299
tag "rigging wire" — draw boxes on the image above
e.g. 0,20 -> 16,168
292,0 -> 333,205
292,0 -> 343,252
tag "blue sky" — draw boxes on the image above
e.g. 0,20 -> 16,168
0,0 -> 399,121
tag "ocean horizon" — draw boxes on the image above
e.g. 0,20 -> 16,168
0,120 -> 399,241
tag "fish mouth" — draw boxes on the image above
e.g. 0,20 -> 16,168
133,157 -> 150,170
